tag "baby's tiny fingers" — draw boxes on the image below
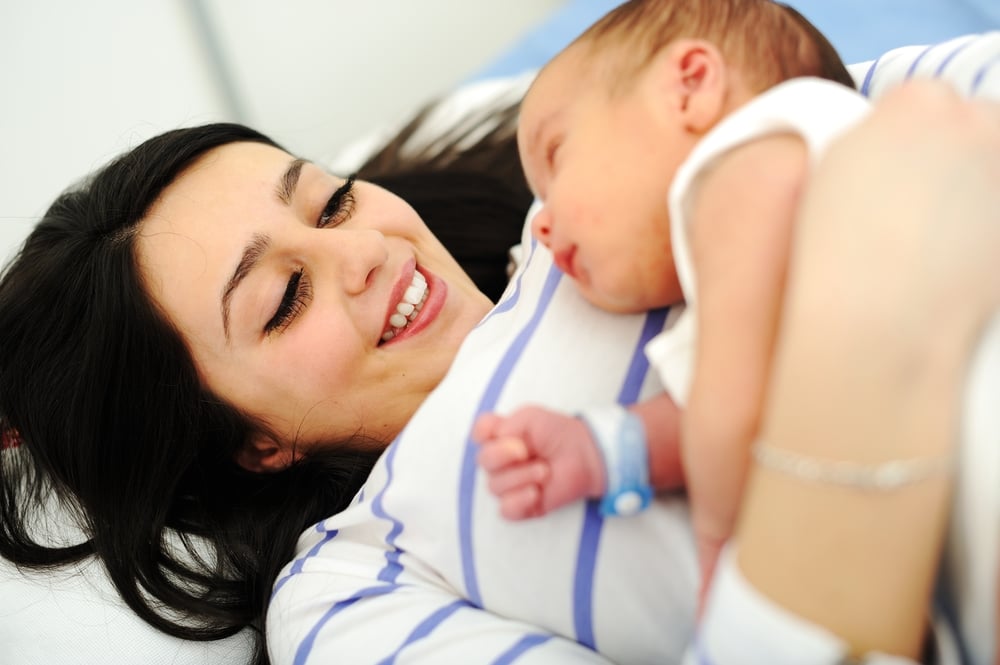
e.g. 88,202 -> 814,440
500,484 -> 543,520
487,460 -> 549,496
477,437 -> 531,472
472,413 -> 503,442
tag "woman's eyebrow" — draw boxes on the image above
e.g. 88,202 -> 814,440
276,158 -> 307,205
218,157 -> 306,341
221,232 -> 271,341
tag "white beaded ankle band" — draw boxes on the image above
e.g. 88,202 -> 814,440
752,442 -> 956,490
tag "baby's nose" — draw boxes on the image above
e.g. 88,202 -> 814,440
530,206 -> 553,247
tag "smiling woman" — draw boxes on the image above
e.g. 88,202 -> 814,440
0,103 -> 531,665
136,142 -> 492,464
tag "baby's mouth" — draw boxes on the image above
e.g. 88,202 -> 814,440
380,270 -> 428,343
553,245 -> 579,281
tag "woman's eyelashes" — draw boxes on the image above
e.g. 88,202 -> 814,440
263,175 -> 356,335
318,174 -> 357,228
265,268 -> 312,335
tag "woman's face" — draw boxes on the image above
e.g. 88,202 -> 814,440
137,142 -> 492,468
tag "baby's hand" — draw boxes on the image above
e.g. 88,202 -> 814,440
473,407 -> 606,519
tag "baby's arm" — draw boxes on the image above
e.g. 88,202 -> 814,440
474,392 -> 683,519
682,133 -> 808,596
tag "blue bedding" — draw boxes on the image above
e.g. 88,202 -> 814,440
472,0 -> 1000,80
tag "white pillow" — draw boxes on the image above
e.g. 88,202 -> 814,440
0,452 -> 254,665
1,551 -> 253,665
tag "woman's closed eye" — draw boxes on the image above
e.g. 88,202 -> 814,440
263,175 -> 355,335
318,174 -> 357,228
265,268 -> 312,335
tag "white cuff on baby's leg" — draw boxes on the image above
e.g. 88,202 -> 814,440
685,545 -> 921,665
686,545 -> 849,665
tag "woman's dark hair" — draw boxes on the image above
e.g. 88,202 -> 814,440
0,101 -> 531,664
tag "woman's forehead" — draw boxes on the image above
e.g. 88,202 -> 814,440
179,142 -> 298,191
140,143 -> 310,243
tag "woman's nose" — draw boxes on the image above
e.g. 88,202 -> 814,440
322,228 -> 389,294
530,205 -> 554,248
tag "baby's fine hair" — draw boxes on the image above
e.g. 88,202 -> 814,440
576,0 -> 854,93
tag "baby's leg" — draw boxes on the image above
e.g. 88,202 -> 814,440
737,80 -> 1000,657
808,82 -> 1000,661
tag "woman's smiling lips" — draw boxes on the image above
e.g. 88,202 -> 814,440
379,261 -> 446,346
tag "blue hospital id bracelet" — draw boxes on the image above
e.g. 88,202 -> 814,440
578,405 -> 652,517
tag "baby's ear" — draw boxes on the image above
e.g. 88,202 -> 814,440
234,434 -> 296,472
653,39 -> 727,135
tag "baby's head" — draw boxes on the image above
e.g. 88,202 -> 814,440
518,0 -> 852,312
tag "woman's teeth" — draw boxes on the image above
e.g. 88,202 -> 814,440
381,271 -> 428,342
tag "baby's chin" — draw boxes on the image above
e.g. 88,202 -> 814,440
580,284 -> 656,315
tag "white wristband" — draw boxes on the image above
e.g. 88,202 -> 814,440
578,405 -> 652,517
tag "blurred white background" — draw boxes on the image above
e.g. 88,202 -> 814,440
3,0 -> 996,265
0,0 -> 564,261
